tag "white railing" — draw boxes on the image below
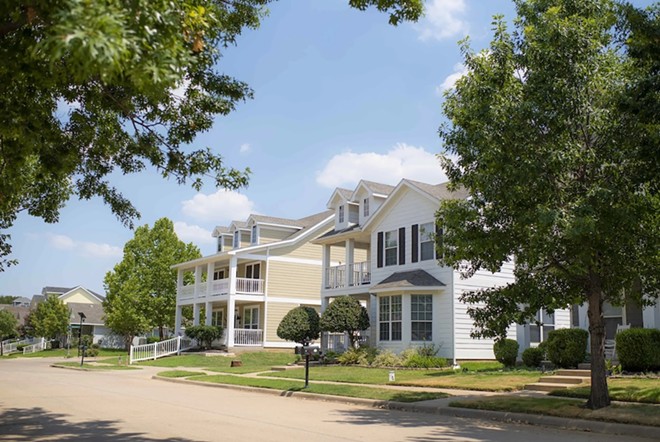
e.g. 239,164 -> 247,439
2,337 -> 39,355
236,278 -> 264,294
234,329 -> 263,346
22,337 -> 46,354
211,278 -> 230,295
325,261 -> 370,289
324,332 -> 349,353
129,336 -> 194,364
180,285 -> 195,299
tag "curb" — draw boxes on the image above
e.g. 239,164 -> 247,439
152,375 -> 660,440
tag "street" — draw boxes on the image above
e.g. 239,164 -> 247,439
0,358 -> 652,441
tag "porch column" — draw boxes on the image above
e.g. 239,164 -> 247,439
229,256 -> 238,294
193,304 -> 201,326
206,262 -> 214,297
194,265 -> 203,301
177,269 -> 184,293
205,301 -> 213,326
369,293 -> 377,347
174,305 -> 183,335
227,296 -> 235,347
322,244 -> 330,289
345,239 -> 354,287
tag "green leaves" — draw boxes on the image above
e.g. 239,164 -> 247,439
277,306 -> 320,345
320,297 -> 370,347
32,295 -> 69,340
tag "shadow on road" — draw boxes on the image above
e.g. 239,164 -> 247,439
0,406 -> 196,442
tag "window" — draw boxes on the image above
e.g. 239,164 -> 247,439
363,198 -> 370,217
411,295 -> 432,341
211,309 -> 226,328
338,205 -> 345,223
379,295 -> 402,341
251,225 -> 258,244
245,263 -> 261,279
419,222 -> 435,261
384,230 -> 398,266
530,309 -> 555,344
243,306 -> 259,329
213,269 -> 225,280
233,231 -> 240,248
216,237 -> 223,253
603,302 -> 623,340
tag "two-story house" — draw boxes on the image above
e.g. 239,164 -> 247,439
173,210 -> 335,349
316,179 -> 533,362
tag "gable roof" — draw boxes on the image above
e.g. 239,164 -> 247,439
40,286 -> 105,303
66,302 -> 105,325
406,180 -> 469,201
212,226 -> 230,237
354,180 -> 395,199
371,270 -> 446,290
326,188 -> 353,208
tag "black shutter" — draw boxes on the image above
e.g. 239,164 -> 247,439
398,227 -> 405,265
377,232 -> 383,268
435,224 -> 443,259
411,224 -> 419,263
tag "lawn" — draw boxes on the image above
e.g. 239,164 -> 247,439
550,377 -> 660,404
157,371 -> 449,402
53,361 -> 139,370
4,348 -> 128,359
262,365 -> 542,392
451,396 -> 660,427
138,351 -> 297,373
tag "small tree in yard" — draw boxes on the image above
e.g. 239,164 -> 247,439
32,295 -> 69,341
185,325 -> 223,350
320,297 -> 370,348
0,309 -> 18,355
277,307 -> 321,345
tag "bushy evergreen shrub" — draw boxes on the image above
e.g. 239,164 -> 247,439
185,325 -> 223,350
522,346 -> 544,368
616,328 -> 660,372
370,349 -> 402,367
493,339 -> 519,367
545,328 -> 588,368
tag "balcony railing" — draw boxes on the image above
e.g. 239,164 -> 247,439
234,329 -> 263,346
179,277 -> 264,300
236,278 -> 264,294
325,261 -> 370,289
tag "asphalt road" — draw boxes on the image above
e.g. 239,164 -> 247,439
0,357 -> 652,441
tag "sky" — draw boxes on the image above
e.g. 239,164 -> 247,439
3,0 -> 654,297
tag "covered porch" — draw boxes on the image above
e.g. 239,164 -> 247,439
317,230 -> 372,292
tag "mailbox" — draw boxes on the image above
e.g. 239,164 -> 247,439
296,345 -> 320,356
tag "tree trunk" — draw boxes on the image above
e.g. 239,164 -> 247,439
586,287 -> 610,409
159,326 -> 164,340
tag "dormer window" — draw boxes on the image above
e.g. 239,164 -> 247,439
338,205 -> 345,223
233,231 -> 239,248
363,198 -> 370,217
216,237 -> 223,253
251,225 -> 258,244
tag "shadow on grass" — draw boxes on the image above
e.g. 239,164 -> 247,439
0,407 -> 193,441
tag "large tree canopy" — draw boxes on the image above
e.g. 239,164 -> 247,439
104,217 -> 201,344
0,0 -> 424,271
436,0 -> 659,410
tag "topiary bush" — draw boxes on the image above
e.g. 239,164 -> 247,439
522,346 -> 544,368
276,306 -> 320,345
185,325 -> 223,350
493,339 -> 519,367
616,328 -> 660,373
545,328 -> 588,368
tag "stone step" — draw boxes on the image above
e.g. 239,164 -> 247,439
578,363 -> 591,370
556,369 -> 591,377
538,375 -> 588,385
524,382 -> 576,392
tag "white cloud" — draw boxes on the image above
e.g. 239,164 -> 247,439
239,143 -> 251,154
174,221 -> 214,245
316,143 -> 446,188
415,0 -> 468,41
181,189 -> 256,223
436,63 -> 467,95
46,233 -> 121,258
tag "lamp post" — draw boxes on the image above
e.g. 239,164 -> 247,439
77,312 -> 86,361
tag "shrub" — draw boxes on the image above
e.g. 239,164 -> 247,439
185,325 -> 223,350
522,347 -> 544,368
545,328 -> 588,368
616,328 -> 660,373
402,353 -> 448,368
371,349 -> 402,367
493,339 -> 519,367
320,297 -> 369,348
276,306 -> 320,345
337,347 -> 368,365
146,336 -> 161,344
416,342 -> 439,357
84,346 -> 99,357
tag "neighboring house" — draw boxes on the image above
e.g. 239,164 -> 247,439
173,210 -> 335,349
572,301 -> 660,341
316,179 -> 525,362
35,286 -> 120,347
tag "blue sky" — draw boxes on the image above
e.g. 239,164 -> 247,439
3,0 -> 653,297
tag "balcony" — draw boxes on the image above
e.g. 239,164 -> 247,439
325,261 -> 370,289
178,277 -> 265,301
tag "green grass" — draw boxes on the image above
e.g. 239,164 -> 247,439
451,396 -> 660,427
157,370 -> 205,378
262,365 -> 542,391
550,377 -> 660,404
138,351 -> 297,373
53,361 -> 139,370
4,348 -> 128,359
174,373 -> 448,402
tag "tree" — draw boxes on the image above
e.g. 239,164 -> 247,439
0,309 -> 18,355
104,218 -> 201,342
0,1 -> 423,272
0,296 -> 18,305
185,325 -> 223,350
32,295 -> 69,341
436,0 -> 659,410
320,297 -> 370,348
277,306 -> 321,346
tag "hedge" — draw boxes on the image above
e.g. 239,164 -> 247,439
616,328 -> 660,373
493,339 -> 519,367
545,328 -> 588,368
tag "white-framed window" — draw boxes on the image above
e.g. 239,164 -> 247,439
233,231 -> 240,248
338,205 -> 345,223
245,263 -> 261,279
363,198 -> 370,217
243,306 -> 259,329
250,225 -> 258,244
419,222 -> 435,261
530,309 -> 555,344
603,302 -> 623,340
379,295 -> 402,341
411,295 -> 432,341
213,269 -> 225,280
216,237 -> 223,253
211,309 -> 226,328
385,230 -> 398,266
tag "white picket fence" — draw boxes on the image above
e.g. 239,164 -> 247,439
22,337 -> 47,354
129,336 -> 194,364
1,337 -> 44,355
